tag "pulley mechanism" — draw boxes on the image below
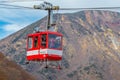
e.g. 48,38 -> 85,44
34,2 -> 59,30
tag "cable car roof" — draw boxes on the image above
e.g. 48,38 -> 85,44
28,30 -> 63,36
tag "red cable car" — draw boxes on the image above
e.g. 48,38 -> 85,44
26,31 -> 63,61
26,2 -> 63,69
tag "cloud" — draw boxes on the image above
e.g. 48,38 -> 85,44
0,23 -> 29,39
8,1 -> 43,7
4,24 -> 25,31
0,1 -> 47,25
3,24 -> 26,32
0,23 -> 28,39
0,9 -> 45,24
0,1 -> 47,40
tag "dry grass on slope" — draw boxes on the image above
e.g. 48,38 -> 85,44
0,52 -> 35,80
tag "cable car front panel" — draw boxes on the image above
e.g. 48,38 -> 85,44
26,31 -> 63,61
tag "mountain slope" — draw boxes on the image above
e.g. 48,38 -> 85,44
0,10 -> 120,80
0,52 -> 35,80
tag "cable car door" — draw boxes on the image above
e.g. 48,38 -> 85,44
40,34 -> 47,56
40,34 -> 47,48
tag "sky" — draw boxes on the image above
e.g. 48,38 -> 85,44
0,0 -> 120,39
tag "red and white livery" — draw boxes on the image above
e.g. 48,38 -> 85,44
26,31 -> 63,61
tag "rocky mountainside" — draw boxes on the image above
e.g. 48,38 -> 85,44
0,10 -> 120,80
0,52 -> 35,80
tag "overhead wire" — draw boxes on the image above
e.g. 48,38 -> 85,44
0,0 -> 45,10
60,7 -> 120,10
0,2 -> 120,10
0,3 -> 35,9
0,6 -> 22,9
0,0 -> 44,3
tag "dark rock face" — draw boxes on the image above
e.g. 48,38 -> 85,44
0,52 -> 35,80
0,10 -> 120,80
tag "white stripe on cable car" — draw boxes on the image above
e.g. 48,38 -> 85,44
27,50 -> 39,56
40,49 -> 62,56
27,49 -> 62,56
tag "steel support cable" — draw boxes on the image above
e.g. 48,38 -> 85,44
0,3 -> 120,10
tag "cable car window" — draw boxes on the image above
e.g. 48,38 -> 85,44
41,34 -> 46,47
34,36 -> 38,48
48,34 -> 62,49
28,37 -> 32,49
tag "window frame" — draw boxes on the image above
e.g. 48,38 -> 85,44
48,34 -> 62,50
33,36 -> 39,49
27,36 -> 33,50
40,34 -> 47,49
